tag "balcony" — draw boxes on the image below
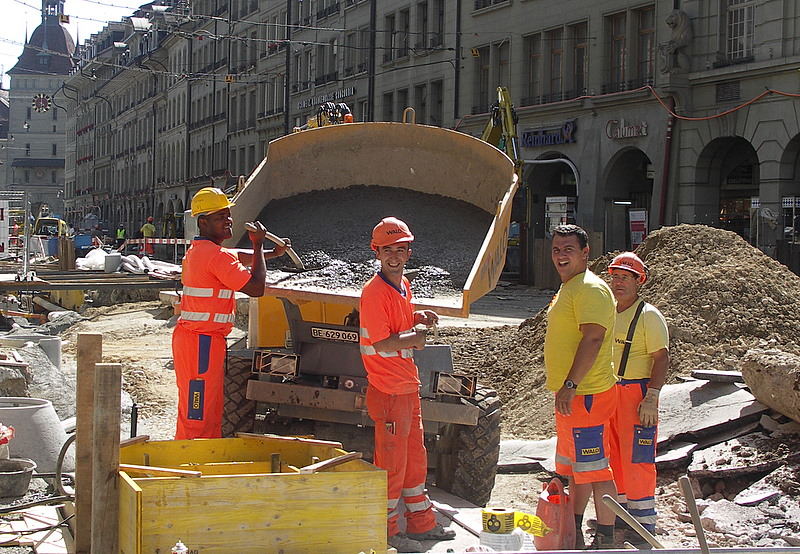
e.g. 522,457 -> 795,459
316,2 -> 340,19
600,78 -> 653,94
473,0 -> 508,10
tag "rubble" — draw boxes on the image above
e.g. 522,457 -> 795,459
741,348 -> 800,423
687,432 -> 800,478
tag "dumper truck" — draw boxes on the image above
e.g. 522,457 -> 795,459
221,120 -> 518,506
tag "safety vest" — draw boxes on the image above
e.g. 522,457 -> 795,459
178,239 -> 249,336
116,228 -> 126,239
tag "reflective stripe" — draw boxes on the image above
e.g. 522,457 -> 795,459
360,345 -> 377,355
400,348 -> 413,359
387,498 -> 400,509
627,497 -> 655,510
573,457 -> 609,472
360,327 -> 370,338
405,499 -> 432,513
182,286 -> 214,297
377,348 -> 413,359
617,494 -> 628,504
388,507 -> 400,519
402,484 -> 426,497
212,313 -> 236,324
631,514 -> 658,524
180,310 -> 211,322
378,350 -> 399,358
217,289 -> 233,299
555,454 -> 573,467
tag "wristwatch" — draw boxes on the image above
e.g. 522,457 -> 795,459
564,379 -> 577,390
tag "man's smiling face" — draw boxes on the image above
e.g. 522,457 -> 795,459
376,242 -> 411,278
551,233 -> 588,282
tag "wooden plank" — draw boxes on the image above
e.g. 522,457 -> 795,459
119,464 -> 201,478
134,470 -> 386,553
119,435 -> 150,448
74,333 -> 102,554
298,451 -> 362,473
118,471 -> 142,554
91,362 -> 122,554
236,432 -> 343,448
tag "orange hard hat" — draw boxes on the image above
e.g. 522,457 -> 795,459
608,252 -> 647,283
371,217 -> 414,250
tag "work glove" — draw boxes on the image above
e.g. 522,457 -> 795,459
638,388 -> 660,427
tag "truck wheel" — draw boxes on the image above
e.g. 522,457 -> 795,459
434,386 -> 501,506
221,354 -> 255,437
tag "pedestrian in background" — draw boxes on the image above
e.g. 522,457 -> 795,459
607,252 -> 669,545
141,216 -> 156,256
115,223 -> 127,248
359,217 -> 456,553
544,224 -> 619,549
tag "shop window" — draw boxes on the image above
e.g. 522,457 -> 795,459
571,22 -> 588,98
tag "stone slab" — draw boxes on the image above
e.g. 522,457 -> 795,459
658,380 -> 767,446
688,432 -> 800,478
699,499 -> 767,536
498,437 -> 556,474
690,369 -> 744,383
734,464 -> 800,506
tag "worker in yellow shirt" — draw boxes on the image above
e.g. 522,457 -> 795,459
544,224 -> 619,549
141,216 -> 156,256
607,252 -> 669,545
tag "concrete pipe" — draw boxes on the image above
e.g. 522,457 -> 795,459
0,398 -> 74,473
0,335 -> 62,370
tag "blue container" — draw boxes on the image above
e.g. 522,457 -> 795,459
74,234 -> 92,249
47,237 -> 59,256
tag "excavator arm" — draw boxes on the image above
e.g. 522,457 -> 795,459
480,87 -> 522,178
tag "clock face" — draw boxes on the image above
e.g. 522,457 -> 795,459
32,93 -> 52,113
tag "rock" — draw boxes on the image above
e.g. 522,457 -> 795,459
688,432 -> 800,478
783,534 -> 800,547
699,500 -> 766,536
735,465 -> 800,505
0,366 -> 29,396
741,349 -> 800,424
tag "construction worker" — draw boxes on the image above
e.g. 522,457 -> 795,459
173,187 -> 289,439
544,224 -> 619,549
115,223 -> 127,248
359,217 -> 456,553
140,216 -> 156,256
607,252 -> 669,544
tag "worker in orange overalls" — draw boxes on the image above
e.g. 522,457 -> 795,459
544,224 -> 619,549
173,187 -> 289,439
359,217 -> 456,553
140,216 -> 156,256
608,252 -> 669,545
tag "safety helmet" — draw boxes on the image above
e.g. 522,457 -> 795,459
608,252 -> 647,283
191,187 -> 235,217
371,217 -> 414,250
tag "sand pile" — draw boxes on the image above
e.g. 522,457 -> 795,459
441,224 -> 800,439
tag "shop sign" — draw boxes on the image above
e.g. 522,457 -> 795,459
297,86 -> 357,110
521,120 -> 577,148
606,118 -> 648,139
629,209 -> 648,250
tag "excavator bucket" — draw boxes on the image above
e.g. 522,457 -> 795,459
227,122 -> 516,343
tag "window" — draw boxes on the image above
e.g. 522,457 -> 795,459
496,41 -> 510,88
53,109 -> 57,121
571,22 -> 587,97
637,6 -> 655,84
51,171 -> 56,184
608,12 -> 627,90
52,144 -> 57,156
727,0 -> 755,60
548,28 -> 563,100
384,14 -> 396,62
398,9 -> 410,57
294,53 -> 302,89
430,80 -> 443,126
26,107 -> 31,119
316,44 -> 327,82
473,46 -> 490,114
524,34 -> 542,105
344,32 -> 357,75
414,84 -> 427,124
397,88 -> 409,119
431,0 -> 444,47
25,143 -> 30,156
358,27 -> 369,72
383,91 -> 394,121
25,170 -> 30,183
416,2 -> 428,48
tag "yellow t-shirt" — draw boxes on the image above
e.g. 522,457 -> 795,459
613,300 -> 669,380
544,270 -> 617,394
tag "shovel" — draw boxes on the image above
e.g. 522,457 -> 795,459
244,222 -> 306,271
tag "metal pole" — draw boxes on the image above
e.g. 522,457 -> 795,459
23,192 -> 30,279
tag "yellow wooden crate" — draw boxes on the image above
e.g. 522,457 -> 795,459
118,436 -> 387,554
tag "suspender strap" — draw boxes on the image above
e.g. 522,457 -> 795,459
618,300 -> 646,377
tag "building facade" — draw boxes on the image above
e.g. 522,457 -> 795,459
5,0 -> 75,219
62,0 -> 800,279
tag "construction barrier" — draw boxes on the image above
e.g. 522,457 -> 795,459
125,238 -> 191,245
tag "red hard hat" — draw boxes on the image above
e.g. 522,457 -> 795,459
371,217 -> 414,250
608,252 -> 647,283
147,216 -> 154,223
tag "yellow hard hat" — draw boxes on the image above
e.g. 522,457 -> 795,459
191,187 -> 235,217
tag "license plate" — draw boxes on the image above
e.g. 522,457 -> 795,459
311,327 -> 359,343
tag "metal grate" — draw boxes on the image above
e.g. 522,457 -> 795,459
716,81 -> 741,102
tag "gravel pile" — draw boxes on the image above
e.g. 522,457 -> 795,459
249,185 -> 493,298
438,224 -> 800,439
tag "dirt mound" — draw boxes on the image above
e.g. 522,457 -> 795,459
441,224 -> 800,439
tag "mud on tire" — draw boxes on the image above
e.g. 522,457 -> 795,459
222,353 -> 255,437
434,386 -> 501,506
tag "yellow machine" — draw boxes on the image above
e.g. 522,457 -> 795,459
480,86 -> 522,177
293,101 -> 354,132
33,217 -> 69,237
222,119 -> 517,506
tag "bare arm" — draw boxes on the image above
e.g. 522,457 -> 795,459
555,323 -> 607,415
238,223 -> 267,297
373,329 -> 427,352
647,348 -> 669,391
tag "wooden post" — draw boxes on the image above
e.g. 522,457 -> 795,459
91,362 -> 122,554
75,333 -> 102,554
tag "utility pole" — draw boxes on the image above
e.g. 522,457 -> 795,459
367,0 -> 376,121
283,0 -> 292,134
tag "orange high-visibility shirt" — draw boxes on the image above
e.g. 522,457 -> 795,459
359,273 -> 420,395
178,237 -> 251,336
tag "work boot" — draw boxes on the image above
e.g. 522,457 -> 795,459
575,531 -> 587,550
407,523 -> 457,541
387,533 -> 425,553
588,531 -> 620,550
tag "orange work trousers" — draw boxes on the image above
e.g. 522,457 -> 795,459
172,325 -> 228,439
366,386 -> 436,537
609,379 -> 658,532
555,385 -> 617,484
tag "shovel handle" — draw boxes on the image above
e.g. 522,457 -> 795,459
601,495 -> 664,549
679,476 -> 711,554
244,223 -> 306,271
